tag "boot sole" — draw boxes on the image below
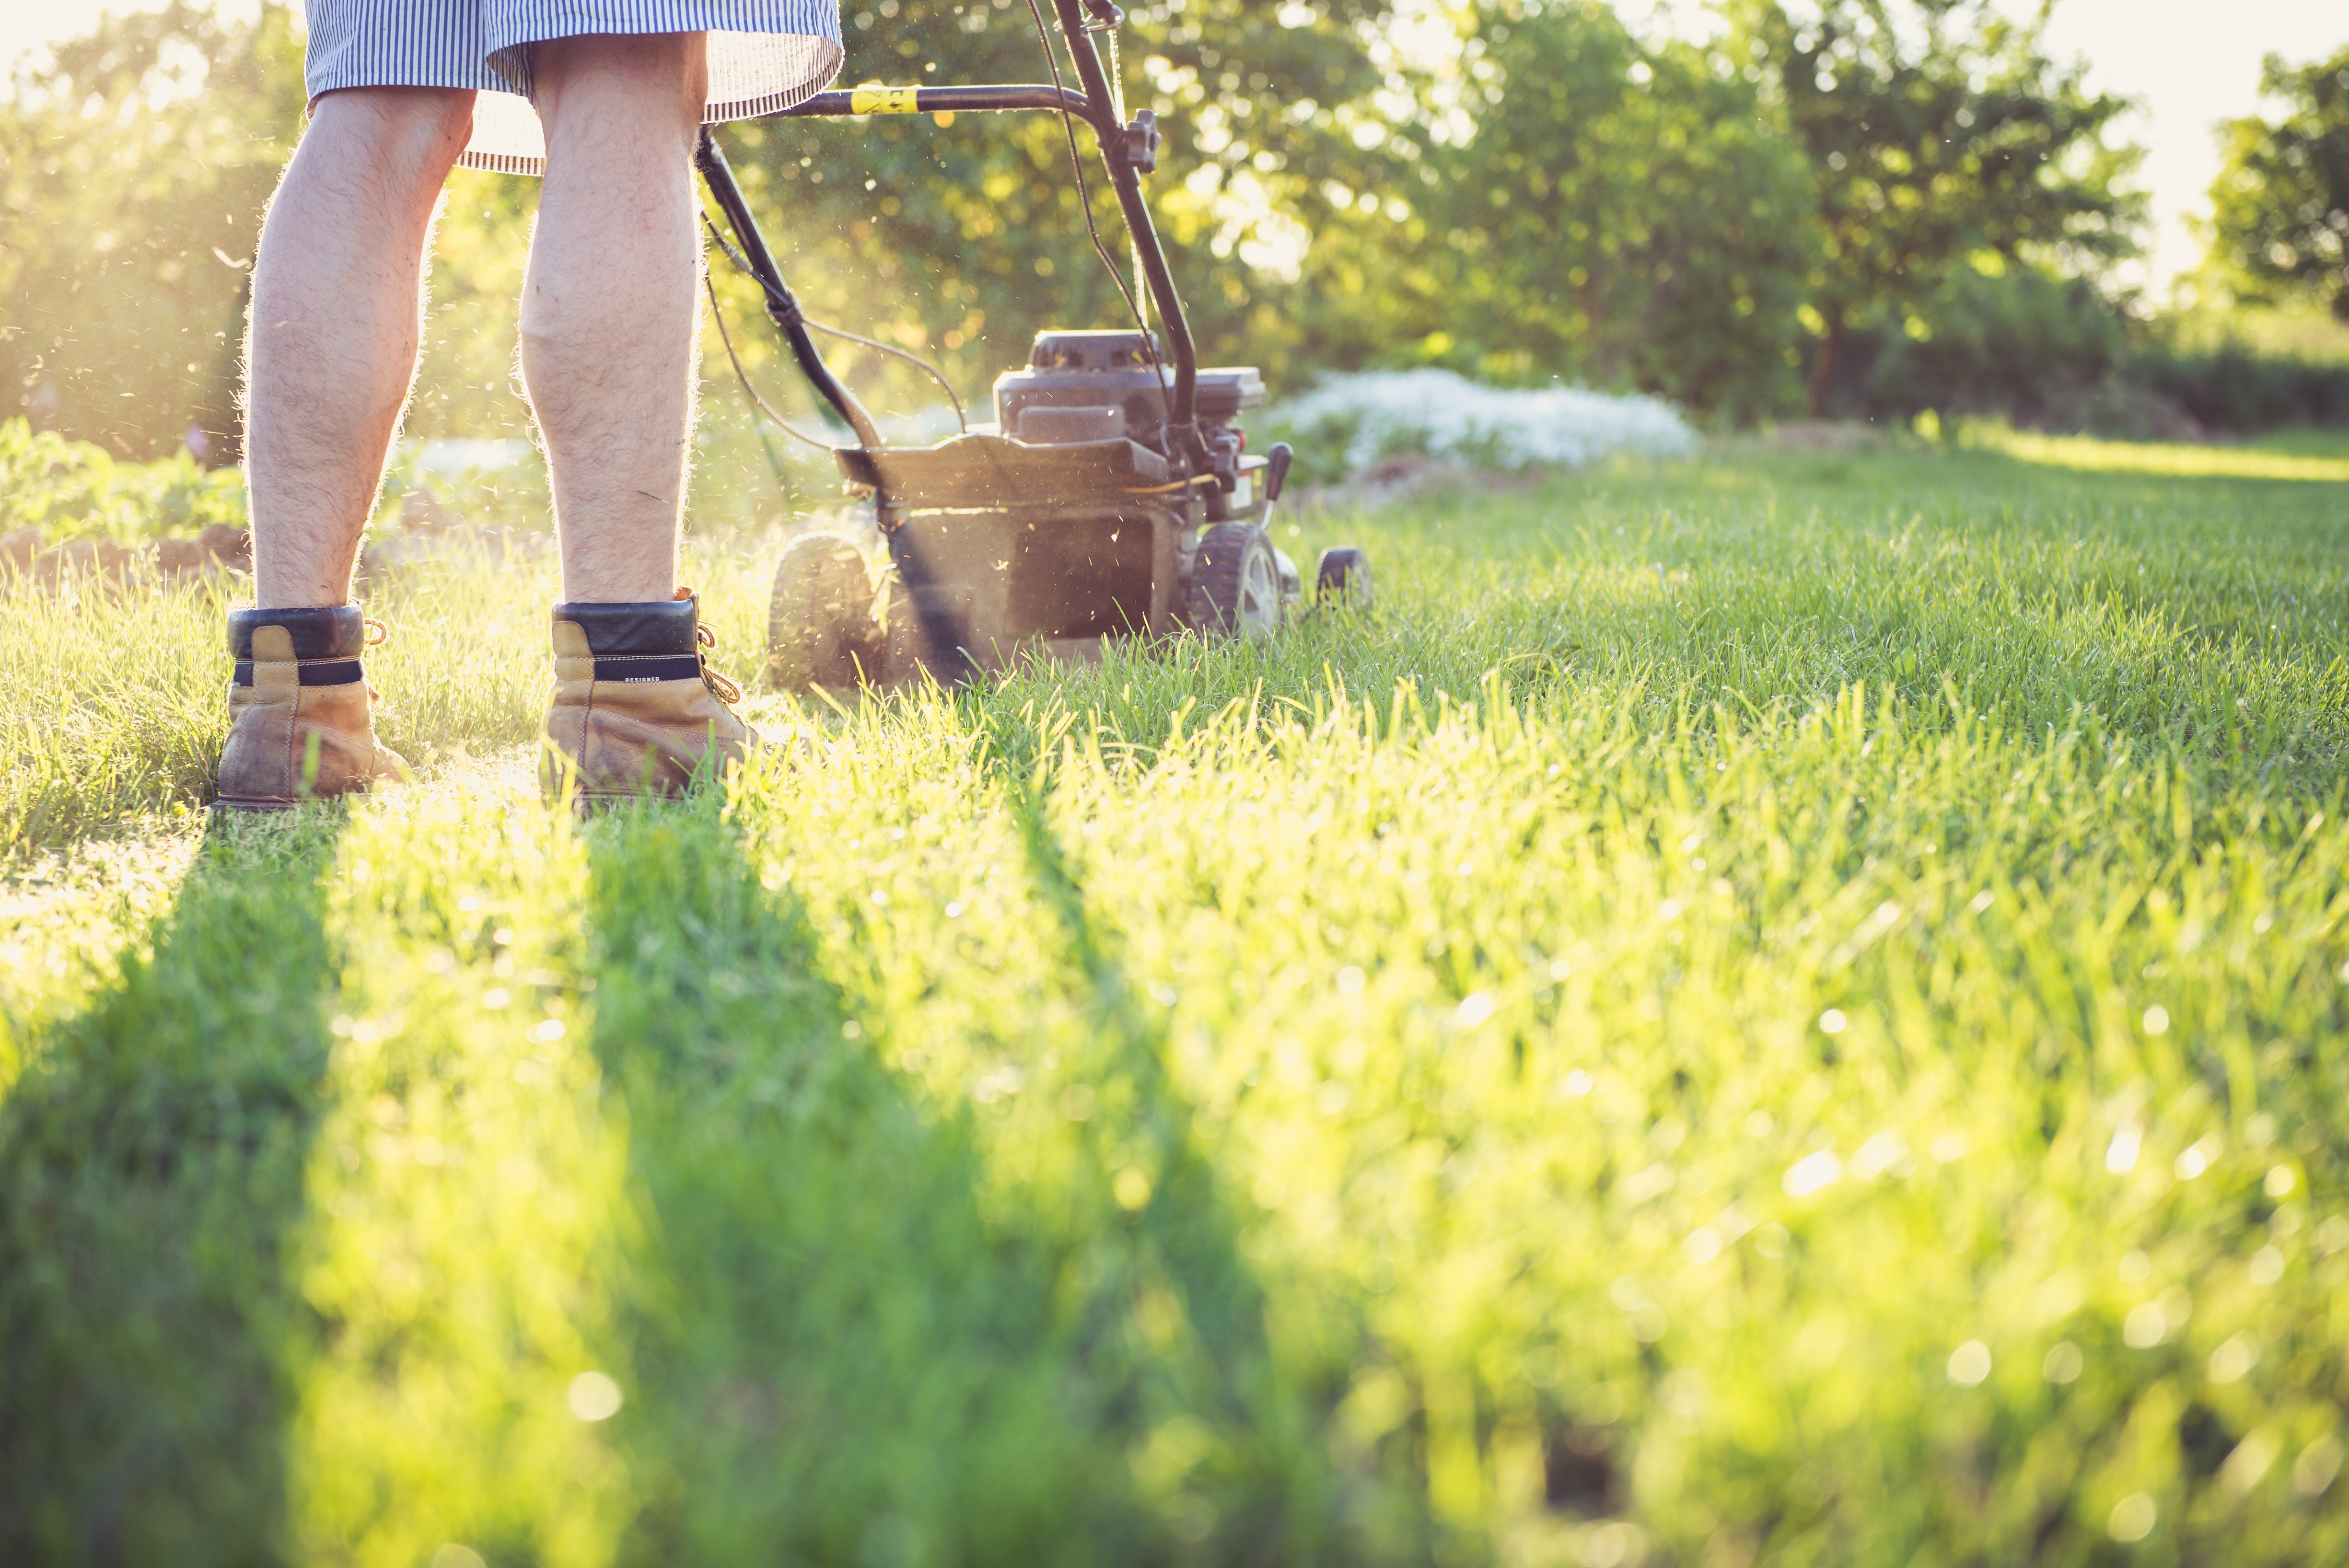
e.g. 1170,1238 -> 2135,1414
214,786 -> 385,814
550,789 -> 695,816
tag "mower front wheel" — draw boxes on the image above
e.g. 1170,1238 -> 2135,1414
767,532 -> 883,691
1188,522 -> 1283,638
1315,546 -> 1374,609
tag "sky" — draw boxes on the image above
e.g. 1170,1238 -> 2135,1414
2029,0 -> 2345,291
6,0 -> 2344,295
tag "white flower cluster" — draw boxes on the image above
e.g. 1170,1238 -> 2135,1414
1267,369 -> 1698,476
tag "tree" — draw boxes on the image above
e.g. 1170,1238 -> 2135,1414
2207,47 -> 2349,323
1286,0 -> 1820,419
1732,0 -> 2140,415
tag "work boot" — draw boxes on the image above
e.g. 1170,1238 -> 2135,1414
541,588 -> 759,803
217,604 -> 410,811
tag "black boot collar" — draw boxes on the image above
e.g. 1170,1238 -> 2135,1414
552,594 -> 699,656
229,604 -> 365,661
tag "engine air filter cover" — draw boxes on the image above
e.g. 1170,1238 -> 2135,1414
995,329 -> 1266,442
1029,330 -> 1167,372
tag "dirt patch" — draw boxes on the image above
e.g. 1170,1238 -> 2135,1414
1755,419 -> 1897,453
2034,379 -> 2212,444
1292,452 -> 1474,514
3,522 -> 249,591
357,484 -> 556,580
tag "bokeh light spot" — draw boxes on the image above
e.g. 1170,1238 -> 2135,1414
568,1370 -> 623,1422
1947,1340 -> 1992,1386
2107,1493 -> 2156,1542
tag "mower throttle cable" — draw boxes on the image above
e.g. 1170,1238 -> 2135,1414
701,2 -> 1171,460
702,267 -> 845,453
1124,473 -> 1218,496
702,214 -> 970,438
804,318 -> 966,432
710,251 -> 1197,498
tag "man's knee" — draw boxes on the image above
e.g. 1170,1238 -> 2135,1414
305,87 -> 477,191
534,34 -> 709,145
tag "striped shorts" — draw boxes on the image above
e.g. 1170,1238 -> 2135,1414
304,0 -> 845,175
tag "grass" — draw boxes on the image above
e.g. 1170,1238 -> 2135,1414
2,441 -> 2347,1566
1959,422 -> 2349,484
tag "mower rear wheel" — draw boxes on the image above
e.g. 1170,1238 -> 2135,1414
767,532 -> 882,691
1315,546 -> 1374,609
1188,522 -> 1282,638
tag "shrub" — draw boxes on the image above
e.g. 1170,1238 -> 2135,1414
2128,347 -> 2349,432
0,419 -> 246,546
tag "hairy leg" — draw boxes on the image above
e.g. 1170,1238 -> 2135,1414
523,33 -> 710,604
245,88 -> 474,609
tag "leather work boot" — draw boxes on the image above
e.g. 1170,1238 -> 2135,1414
541,589 -> 759,804
217,604 -> 410,812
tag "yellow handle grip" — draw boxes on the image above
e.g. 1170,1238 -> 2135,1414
849,85 -> 920,115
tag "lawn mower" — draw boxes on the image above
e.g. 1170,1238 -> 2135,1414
692,0 -> 1372,690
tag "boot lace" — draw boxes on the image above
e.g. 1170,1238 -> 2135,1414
363,617 -> 390,702
686,599 -> 744,705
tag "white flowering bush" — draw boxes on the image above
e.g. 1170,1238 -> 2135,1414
1261,369 -> 1698,481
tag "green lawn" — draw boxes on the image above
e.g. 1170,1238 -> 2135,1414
2,442 -> 2347,1567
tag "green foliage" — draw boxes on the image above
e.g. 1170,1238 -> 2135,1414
1824,262 -> 2349,438
2207,46 -> 2349,323
2129,347 -> 2349,435
0,2 -> 305,458
0,417 -> 247,544
0,0 -> 1411,461
1733,0 -> 2142,414
1258,0 -> 2147,426
2162,299 -> 2349,367
6,444 -> 2349,1562
1289,2 -> 1820,421
402,170 -> 541,445
1828,262 -> 2127,421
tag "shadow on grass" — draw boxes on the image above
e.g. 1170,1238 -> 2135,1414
581,802 -> 1096,1564
579,792 -> 1356,1565
1002,779 -> 1353,1558
0,809 -> 349,1566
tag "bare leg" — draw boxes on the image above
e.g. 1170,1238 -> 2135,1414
245,89 -> 474,609
523,33 -> 710,604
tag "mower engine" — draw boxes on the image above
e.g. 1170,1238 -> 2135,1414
994,329 -> 1264,482
770,327 -> 1368,691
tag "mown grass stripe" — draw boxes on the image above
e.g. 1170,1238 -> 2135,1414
591,770 -> 1376,1560
0,814 -> 347,1566
0,825 -> 203,1097
288,785 -> 631,1568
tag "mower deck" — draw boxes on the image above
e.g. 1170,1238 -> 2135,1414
835,432 -> 1172,508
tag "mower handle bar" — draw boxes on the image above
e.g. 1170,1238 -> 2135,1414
775,83 -> 1093,118
696,0 -> 1207,472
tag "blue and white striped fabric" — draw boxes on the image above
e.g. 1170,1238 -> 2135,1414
304,0 -> 844,175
